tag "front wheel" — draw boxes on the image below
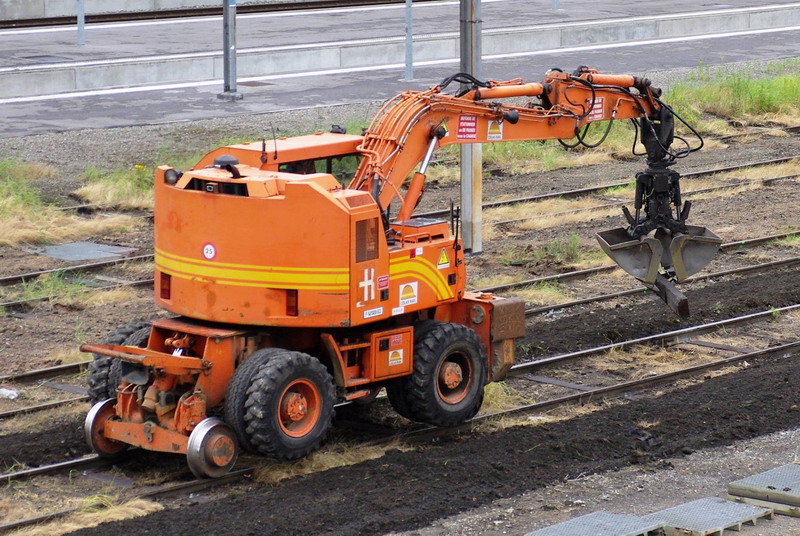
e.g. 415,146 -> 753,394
243,351 -> 335,460
406,322 -> 487,427
84,399 -> 128,458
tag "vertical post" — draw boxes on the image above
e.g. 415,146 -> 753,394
218,0 -> 243,100
459,0 -> 482,254
76,0 -> 86,46
551,0 -> 560,9
403,0 -> 413,80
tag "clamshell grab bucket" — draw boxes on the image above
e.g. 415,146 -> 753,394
596,226 -> 722,285
596,228 -> 663,285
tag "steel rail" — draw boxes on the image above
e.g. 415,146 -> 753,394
522,256 -> 800,316
0,455 -> 101,485
0,396 -> 88,420
0,254 -> 153,286
3,311 -> 796,532
0,361 -> 91,384
514,303 -> 800,371
1,156 -> 795,289
486,173 -> 799,228
0,279 -> 152,310
1,233 -> 796,389
11,338 -> 797,532
476,231 -> 800,295
416,154 -> 800,219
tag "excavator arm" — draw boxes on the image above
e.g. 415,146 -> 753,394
349,66 -> 721,315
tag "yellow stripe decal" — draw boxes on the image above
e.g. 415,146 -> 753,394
156,248 -> 348,274
156,251 -> 349,290
390,257 -> 453,300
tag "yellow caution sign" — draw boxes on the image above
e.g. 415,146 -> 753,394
437,248 -> 450,269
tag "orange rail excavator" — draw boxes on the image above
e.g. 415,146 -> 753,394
82,67 -> 720,477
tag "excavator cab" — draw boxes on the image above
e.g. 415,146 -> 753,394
596,109 -> 722,315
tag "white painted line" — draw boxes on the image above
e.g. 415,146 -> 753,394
1,23 -> 799,105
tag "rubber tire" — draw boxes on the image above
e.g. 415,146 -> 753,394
406,322 -> 487,427
87,322 -> 150,404
223,348 -> 287,454
243,350 -> 335,460
108,325 -> 151,392
385,320 -> 438,421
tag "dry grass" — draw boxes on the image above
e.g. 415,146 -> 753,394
0,213 -> 141,247
591,345 -> 701,380
516,206 -> 620,231
74,165 -> 154,210
512,282 -> 572,306
480,382 -> 530,412
0,159 -> 141,246
484,197 -> 602,223
8,499 -> 163,536
716,159 -> 800,180
252,441 -> 412,485
469,273 -> 526,290
49,347 -> 88,365
82,288 -> 140,307
689,181 -> 764,202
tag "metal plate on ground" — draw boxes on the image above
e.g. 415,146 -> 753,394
728,464 -> 800,513
42,241 -> 138,261
643,496 -> 772,535
524,511 -> 665,536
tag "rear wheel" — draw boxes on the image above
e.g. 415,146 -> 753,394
243,351 -> 335,459
224,348 -> 285,453
87,322 -> 150,404
406,322 -> 487,427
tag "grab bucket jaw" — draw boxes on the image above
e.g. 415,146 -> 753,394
668,225 -> 723,282
596,226 -> 722,285
596,228 -> 663,285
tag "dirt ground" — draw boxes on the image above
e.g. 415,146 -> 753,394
1,118 -> 800,534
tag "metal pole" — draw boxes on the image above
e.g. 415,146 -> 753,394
218,0 -> 243,100
459,0 -> 482,254
76,0 -> 85,46
551,0 -> 560,9
403,0 -> 413,80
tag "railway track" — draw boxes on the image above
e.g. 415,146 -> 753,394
0,0 -> 433,29
1,229 -> 797,422
3,303 -> 797,533
53,154 -> 800,219
2,155 -> 797,302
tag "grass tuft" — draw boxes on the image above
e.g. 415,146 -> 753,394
7,499 -> 163,536
253,442 -> 411,484
74,165 -> 154,209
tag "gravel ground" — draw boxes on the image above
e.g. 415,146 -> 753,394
391,428 -> 800,536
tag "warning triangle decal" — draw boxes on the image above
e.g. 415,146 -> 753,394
437,248 -> 450,269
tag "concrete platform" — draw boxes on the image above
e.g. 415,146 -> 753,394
1,0 -> 799,99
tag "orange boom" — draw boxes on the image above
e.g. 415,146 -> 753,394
83,67 -> 719,477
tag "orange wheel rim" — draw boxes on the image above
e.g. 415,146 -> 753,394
436,352 -> 472,405
278,379 -> 321,438
92,403 -> 125,454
